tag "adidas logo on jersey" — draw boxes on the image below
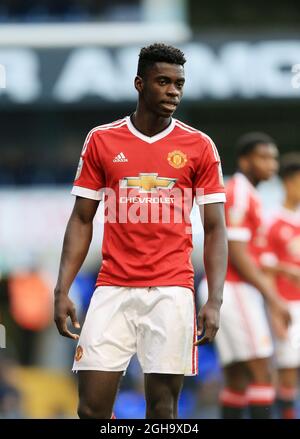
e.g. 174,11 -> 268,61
113,152 -> 128,162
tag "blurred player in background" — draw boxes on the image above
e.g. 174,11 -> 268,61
200,132 -> 291,419
54,43 -> 228,419
262,153 -> 300,419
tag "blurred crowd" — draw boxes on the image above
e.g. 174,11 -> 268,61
0,0 -> 140,23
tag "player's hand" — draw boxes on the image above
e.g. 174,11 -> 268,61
268,296 -> 291,339
193,300 -> 221,346
54,294 -> 80,340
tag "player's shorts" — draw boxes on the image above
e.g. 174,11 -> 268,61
72,285 -> 198,376
199,279 -> 273,366
275,300 -> 300,369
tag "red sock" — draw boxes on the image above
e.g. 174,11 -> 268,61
247,384 -> 275,419
219,388 -> 248,419
277,386 -> 297,419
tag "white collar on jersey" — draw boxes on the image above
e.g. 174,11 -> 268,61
234,172 -> 259,196
125,115 -> 176,144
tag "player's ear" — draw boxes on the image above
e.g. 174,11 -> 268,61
134,75 -> 144,93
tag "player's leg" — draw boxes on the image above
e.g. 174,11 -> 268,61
72,286 -> 137,418
198,280 -> 252,419
230,283 -> 275,419
136,286 -> 197,419
144,373 -> 184,418
277,368 -> 298,419
274,301 -> 300,419
220,362 -> 249,419
77,370 -> 123,418
246,357 -> 275,419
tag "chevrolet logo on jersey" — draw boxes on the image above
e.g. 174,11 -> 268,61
120,173 -> 177,193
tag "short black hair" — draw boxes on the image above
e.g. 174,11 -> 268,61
280,153 -> 300,180
137,43 -> 186,78
236,132 -> 275,158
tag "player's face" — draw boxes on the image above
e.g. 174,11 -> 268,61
138,62 -> 185,117
249,143 -> 279,181
285,172 -> 300,204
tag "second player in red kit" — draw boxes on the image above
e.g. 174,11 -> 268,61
263,154 -> 300,419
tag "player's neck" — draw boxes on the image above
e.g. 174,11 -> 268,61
240,171 -> 259,187
131,106 -> 172,138
283,196 -> 299,212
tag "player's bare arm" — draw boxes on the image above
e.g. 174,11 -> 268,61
262,262 -> 300,286
54,196 -> 100,339
229,241 -> 291,332
194,202 -> 227,346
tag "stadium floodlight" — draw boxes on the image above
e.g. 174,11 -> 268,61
0,22 -> 191,48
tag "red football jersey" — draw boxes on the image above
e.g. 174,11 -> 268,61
225,173 -> 266,282
264,208 -> 300,301
72,116 -> 226,291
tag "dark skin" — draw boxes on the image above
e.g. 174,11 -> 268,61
197,202 -> 227,345
132,62 -> 185,136
54,62 -> 227,418
223,143 -> 291,404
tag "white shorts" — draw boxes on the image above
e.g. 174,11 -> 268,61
72,285 -> 198,376
275,301 -> 300,369
199,279 -> 273,366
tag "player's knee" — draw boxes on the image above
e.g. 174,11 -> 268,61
250,365 -> 272,384
226,375 -> 248,392
224,372 -> 248,392
147,399 -> 175,419
251,374 -> 272,385
77,401 -> 111,419
226,381 -> 248,393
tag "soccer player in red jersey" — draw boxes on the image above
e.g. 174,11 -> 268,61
262,153 -> 300,419
200,133 -> 291,419
54,43 -> 227,419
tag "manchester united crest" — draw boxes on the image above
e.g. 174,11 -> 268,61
167,150 -> 187,169
75,345 -> 83,362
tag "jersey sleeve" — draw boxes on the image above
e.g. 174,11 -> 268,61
193,136 -> 226,205
71,130 -> 106,200
225,184 -> 251,242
